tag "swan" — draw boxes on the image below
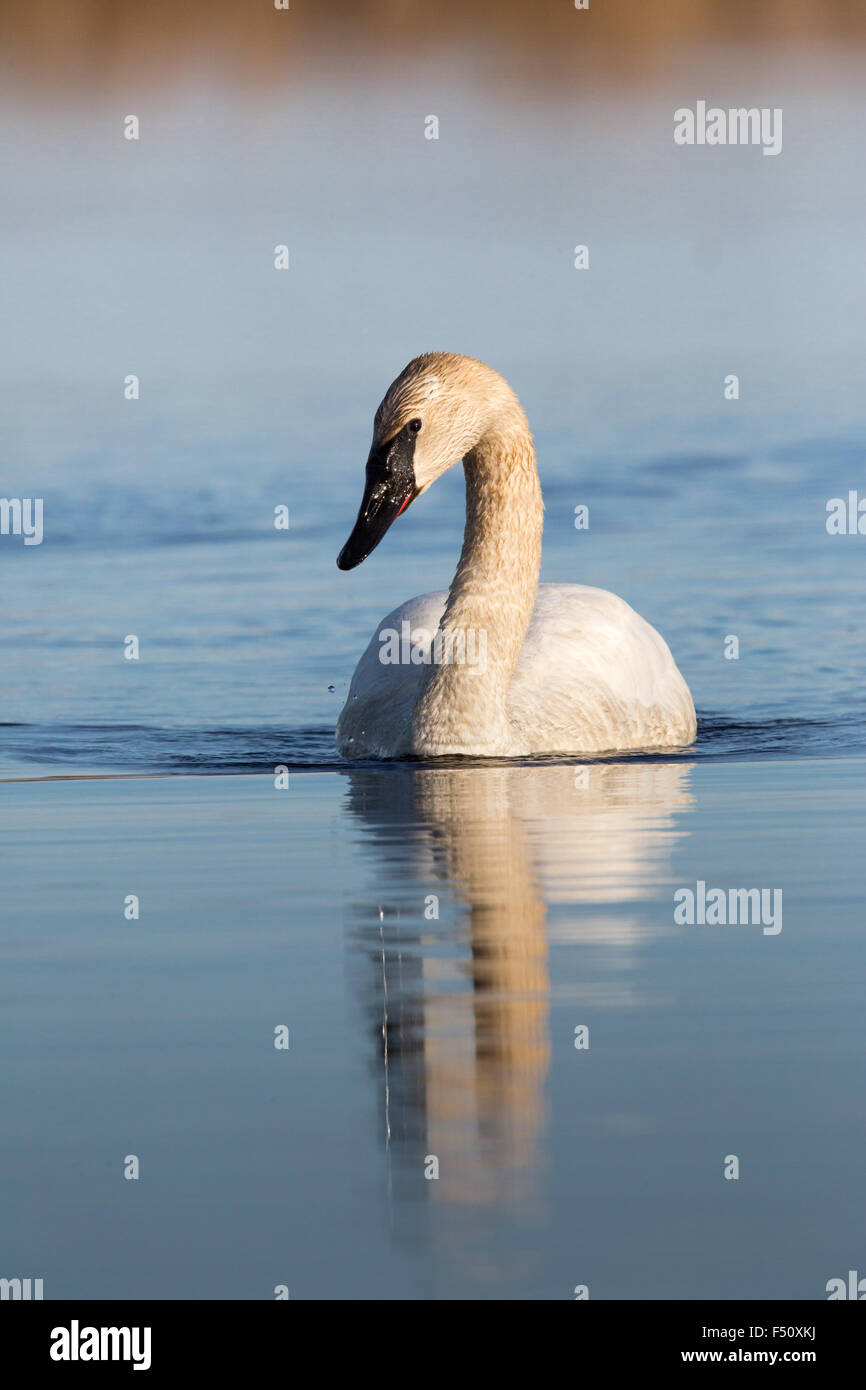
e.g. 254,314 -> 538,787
336,353 -> 696,758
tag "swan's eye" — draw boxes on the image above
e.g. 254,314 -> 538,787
408,418 -> 422,433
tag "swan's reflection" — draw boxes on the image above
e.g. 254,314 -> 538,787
343,760 -> 694,1222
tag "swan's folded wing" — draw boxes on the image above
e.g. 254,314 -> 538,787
508,584 -> 696,752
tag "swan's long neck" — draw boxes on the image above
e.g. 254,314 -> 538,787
411,418 -> 543,755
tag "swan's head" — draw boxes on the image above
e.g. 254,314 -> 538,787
337,352 -> 520,569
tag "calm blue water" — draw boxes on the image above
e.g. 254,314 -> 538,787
2,55 -> 866,770
1,46 -> 865,1299
1,759 -> 864,1299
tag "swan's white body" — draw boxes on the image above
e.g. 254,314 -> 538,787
338,585 -> 695,758
336,353 -> 696,759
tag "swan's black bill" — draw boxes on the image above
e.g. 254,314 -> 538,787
337,423 -> 419,570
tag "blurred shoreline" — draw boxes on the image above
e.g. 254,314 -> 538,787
2,0 -> 866,95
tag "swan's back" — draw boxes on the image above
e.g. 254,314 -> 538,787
337,584 -> 695,758
509,584 -> 696,754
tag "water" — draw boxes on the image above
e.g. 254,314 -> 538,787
3,59 -> 866,765
1,31 -> 865,1298
1,758 -> 864,1299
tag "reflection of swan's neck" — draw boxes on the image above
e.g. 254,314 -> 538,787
414,767 -> 550,1190
411,420 -> 543,754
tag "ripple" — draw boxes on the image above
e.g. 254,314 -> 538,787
2,712 -> 865,779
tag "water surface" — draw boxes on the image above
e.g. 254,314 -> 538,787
1,758 -> 863,1298
1,32 -> 864,1300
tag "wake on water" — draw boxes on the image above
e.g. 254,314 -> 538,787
1,713 -> 864,777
